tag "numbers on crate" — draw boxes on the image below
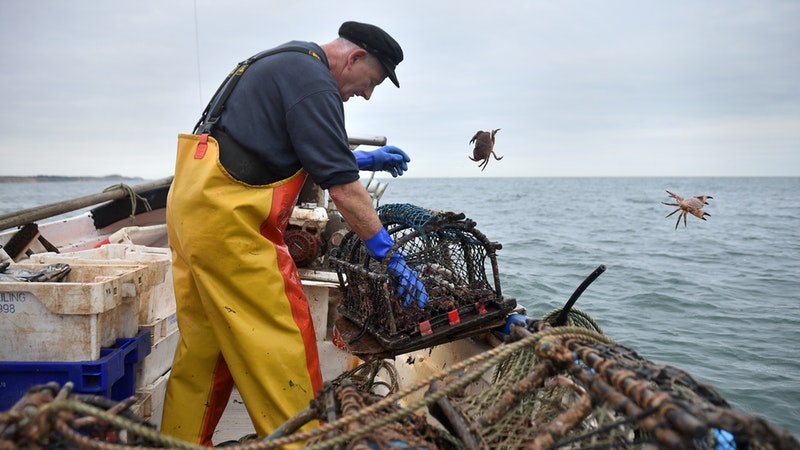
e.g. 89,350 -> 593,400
0,292 -> 24,313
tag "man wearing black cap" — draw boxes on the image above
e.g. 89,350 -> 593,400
161,21 -> 428,446
337,20 -> 403,88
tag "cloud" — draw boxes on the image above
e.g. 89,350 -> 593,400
1,0 -> 798,178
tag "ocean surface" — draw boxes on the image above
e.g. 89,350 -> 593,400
1,176 -> 798,437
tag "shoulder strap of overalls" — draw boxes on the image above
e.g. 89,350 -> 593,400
193,46 -> 323,135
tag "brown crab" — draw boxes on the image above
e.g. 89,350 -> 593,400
662,190 -> 712,229
469,129 -> 503,171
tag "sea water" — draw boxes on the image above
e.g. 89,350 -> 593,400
1,176 -> 798,436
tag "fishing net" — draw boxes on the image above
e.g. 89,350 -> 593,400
329,203 -> 517,357
305,381 -> 460,450
4,315 -> 797,450
309,313 -> 798,450
452,318 -> 743,449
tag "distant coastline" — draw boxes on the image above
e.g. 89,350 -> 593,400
0,175 -> 145,183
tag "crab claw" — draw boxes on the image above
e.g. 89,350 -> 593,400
695,195 -> 713,205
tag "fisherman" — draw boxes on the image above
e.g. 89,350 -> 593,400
161,21 -> 428,446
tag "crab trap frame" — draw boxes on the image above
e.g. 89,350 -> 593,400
329,204 -> 517,357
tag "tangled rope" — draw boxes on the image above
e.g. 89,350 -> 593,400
284,324 -> 610,450
0,382 -> 200,450
0,322 -> 608,450
541,307 -> 603,333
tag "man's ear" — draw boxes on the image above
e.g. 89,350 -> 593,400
347,48 -> 369,67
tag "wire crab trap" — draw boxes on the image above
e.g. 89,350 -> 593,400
329,203 -> 517,357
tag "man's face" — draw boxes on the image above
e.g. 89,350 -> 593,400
337,50 -> 387,102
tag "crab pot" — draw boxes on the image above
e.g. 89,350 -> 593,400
330,204 -> 516,356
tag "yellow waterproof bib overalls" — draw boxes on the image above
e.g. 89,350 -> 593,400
161,133 -> 322,446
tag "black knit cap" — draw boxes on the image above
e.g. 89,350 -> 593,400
338,21 -> 403,87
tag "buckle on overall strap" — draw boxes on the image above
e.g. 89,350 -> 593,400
195,133 -> 209,159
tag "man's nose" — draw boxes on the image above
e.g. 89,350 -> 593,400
362,86 -> 374,100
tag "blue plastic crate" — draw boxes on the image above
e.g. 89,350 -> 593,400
0,328 -> 151,410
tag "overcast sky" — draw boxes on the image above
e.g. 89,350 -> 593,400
1,1 -> 798,179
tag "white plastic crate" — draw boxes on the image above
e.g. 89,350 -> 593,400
136,319 -> 179,388
139,311 -> 178,347
135,369 -> 170,429
29,244 -> 175,325
0,263 -> 148,361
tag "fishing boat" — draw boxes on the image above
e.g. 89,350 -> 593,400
0,139 -> 797,450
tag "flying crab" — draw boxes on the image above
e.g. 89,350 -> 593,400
469,128 -> 503,171
662,190 -> 712,229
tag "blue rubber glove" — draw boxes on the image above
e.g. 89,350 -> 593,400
363,228 -> 429,308
499,313 -> 528,335
353,146 -> 410,177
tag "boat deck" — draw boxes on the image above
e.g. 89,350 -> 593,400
214,388 -> 255,445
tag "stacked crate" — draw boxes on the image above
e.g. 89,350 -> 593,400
1,244 -> 178,427
0,263 -> 154,408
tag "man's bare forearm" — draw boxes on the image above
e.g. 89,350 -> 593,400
328,180 -> 383,240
